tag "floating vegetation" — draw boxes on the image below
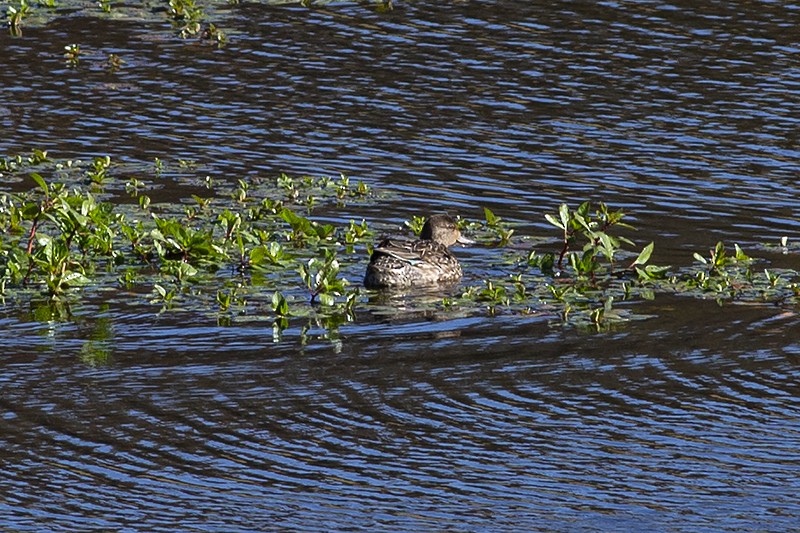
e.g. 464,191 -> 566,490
0,150 -> 377,336
442,202 -> 798,331
0,149 -> 798,339
5,0 -> 391,40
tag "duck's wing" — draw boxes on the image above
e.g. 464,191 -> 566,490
371,238 -> 424,264
372,238 -> 453,265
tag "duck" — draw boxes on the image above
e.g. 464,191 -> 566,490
364,214 -> 472,289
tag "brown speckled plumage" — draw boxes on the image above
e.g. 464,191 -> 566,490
364,215 -> 467,289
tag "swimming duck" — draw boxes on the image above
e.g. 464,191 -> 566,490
364,214 -> 471,289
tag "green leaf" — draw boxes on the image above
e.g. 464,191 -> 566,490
636,264 -> 670,280
249,245 -> 266,266
62,271 -> 90,286
272,291 -> 289,316
20,201 -> 41,219
544,213 -> 564,230
315,223 -> 336,239
180,263 -> 198,277
618,235 -> 636,247
280,207 -> 303,227
693,252 -> 707,264
483,207 -> 498,226
574,213 -> 593,234
632,242 -> 654,266
318,293 -> 336,306
30,173 -> 48,197
734,244 -> 750,262
598,232 -> 615,256
559,203 -> 570,228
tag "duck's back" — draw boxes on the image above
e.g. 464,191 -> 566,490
364,238 -> 462,289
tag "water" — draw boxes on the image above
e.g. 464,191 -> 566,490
2,1 -> 800,530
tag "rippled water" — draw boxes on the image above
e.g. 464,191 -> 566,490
2,1 -> 800,530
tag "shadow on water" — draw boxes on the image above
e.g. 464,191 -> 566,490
2,0 -> 800,530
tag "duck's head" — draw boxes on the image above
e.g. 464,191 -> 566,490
420,214 -> 473,246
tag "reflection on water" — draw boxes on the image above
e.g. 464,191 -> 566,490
2,1 -> 800,530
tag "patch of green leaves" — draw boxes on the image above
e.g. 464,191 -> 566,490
300,248 -> 347,305
2,155 -> 798,338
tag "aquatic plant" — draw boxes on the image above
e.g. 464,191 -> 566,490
63,43 -> 81,66
0,153 -> 379,344
3,0 -> 395,42
105,52 -> 124,71
0,172 -> 114,296
299,248 -> 348,305
446,202 -> 668,329
482,207 -> 514,246
86,155 -> 111,185
168,0 -> 204,36
673,240 -> 799,303
0,150 -> 797,340
545,202 -> 636,276
6,0 -> 29,33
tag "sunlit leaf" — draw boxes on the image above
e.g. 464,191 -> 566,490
483,207 -> 498,226
30,173 -> 48,197
632,242 -> 654,266
318,293 -> 336,306
544,213 -> 564,230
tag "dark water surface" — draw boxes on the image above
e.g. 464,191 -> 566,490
2,1 -> 800,531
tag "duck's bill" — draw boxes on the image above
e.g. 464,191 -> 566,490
456,235 -> 475,245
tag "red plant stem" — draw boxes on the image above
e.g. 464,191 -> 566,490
26,216 -> 40,255
557,229 -> 573,270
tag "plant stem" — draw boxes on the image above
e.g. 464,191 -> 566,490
26,215 -> 40,255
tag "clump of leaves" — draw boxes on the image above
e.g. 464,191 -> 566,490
450,202 -> 670,328
0,173 -> 116,296
482,207 -> 514,246
300,248 -> 348,305
280,207 -> 336,246
546,202 -> 634,276
105,53 -> 124,72
168,0 -> 204,36
151,215 -> 219,263
673,241 -> 799,303
86,155 -> 111,185
404,214 -> 426,235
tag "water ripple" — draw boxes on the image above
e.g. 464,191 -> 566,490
2,1 -> 800,530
